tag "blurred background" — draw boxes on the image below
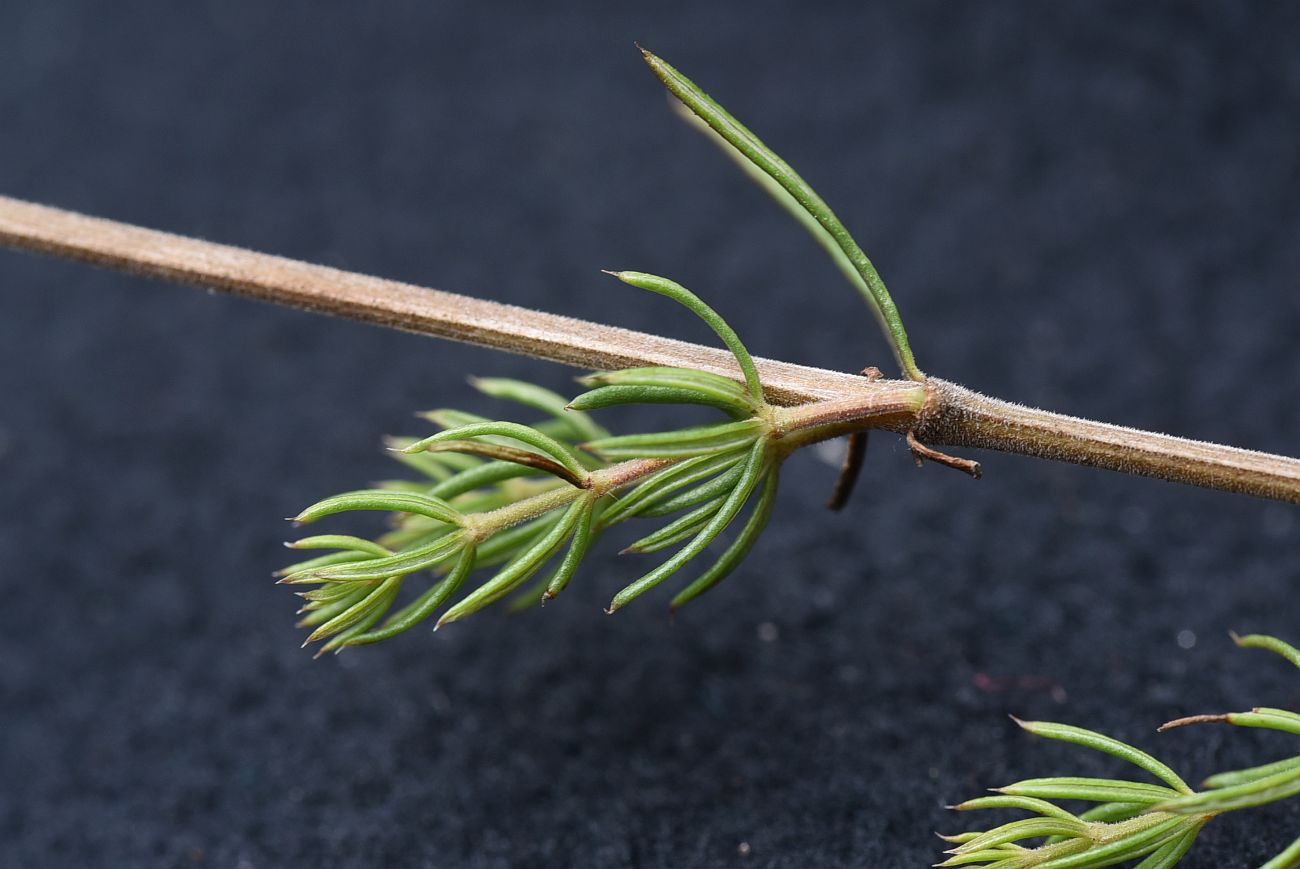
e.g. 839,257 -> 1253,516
2,2 -> 1298,866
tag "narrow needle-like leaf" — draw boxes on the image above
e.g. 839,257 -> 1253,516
568,383 -> 753,417
1233,632 -> 1300,672
543,504 -> 598,601
343,545 -> 477,646
1013,719 -> 1193,793
608,438 -> 768,611
603,270 -> 765,401
639,46 -> 921,380
995,777 -> 1179,804
439,498 -> 588,625
417,439 -> 585,487
293,489 -> 465,527
670,467 -> 779,609
1132,827 -> 1201,869
579,366 -> 759,412
666,99 -> 889,371
469,376 -> 608,441
1155,763 -> 1300,815
622,497 -> 723,554
294,532 -> 466,584
584,418 -> 762,460
404,421 -> 590,487
1203,756 -> 1300,790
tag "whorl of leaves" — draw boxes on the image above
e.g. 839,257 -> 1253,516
279,271 -> 783,653
939,634 -> 1300,869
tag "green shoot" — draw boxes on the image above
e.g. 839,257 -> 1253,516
940,634 -> 1300,868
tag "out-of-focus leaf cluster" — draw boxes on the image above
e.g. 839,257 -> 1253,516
940,634 -> 1300,868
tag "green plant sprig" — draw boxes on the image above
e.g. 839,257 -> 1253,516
639,46 -> 923,381
276,52 -> 967,654
939,633 -> 1300,868
279,269 -> 927,653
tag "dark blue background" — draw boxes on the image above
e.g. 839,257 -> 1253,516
2,3 -> 1299,866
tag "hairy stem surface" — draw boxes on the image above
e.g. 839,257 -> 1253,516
3,194 -> 1299,503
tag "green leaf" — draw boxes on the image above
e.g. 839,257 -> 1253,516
639,46 -> 921,380
1227,709 -> 1300,736
608,438 -> 768,611
1156,762 -> 1300,815
623,497 -> 724,554
666,97 -> 886,360
579,366 -> 758,411
603,270 -> 765,401
276,550 -> 373,579
284,535 -> 392,558
1035,817 -> 1188,869
950,817 -> 1086,854
382,437 -> 473,480
342,545 -> 478,646
469,376 -> 608,441
1233,632 -> 1300,671
543,502 -> 598,601
584,418 -> 763,460
1014,719 -> 1193,793
1132,828 -> 1200,869
290,531 -> 466,584
1077,801 -> 1147,824
1203,755 -> 1300,790
296,584 -> 371,625
304,575 -> 403,644
418,408 -> 492,430
637,461 -> 747,517
600,449 -> 746,526
317,580 -> 406,654
428,459 -> 546,500
293,489 -> 464,527
951,795 -> 1080,823
404,421 -> 590,487
568,383 -> 753,417
417,438 -> 587,487
376,520 -> 461,555
439,499 -> 588,625
474,511 -> 563,568
996,777 -> 1179,805
670,468 -> 779,609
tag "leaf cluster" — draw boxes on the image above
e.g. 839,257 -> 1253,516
275,47 -> 931,654
278,272 -> 787,653
940,634 -> 1300,868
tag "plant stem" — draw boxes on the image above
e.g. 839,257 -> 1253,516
917,379 -> 1300,504
4,194 -> 1300,504
0,195 -> 860,405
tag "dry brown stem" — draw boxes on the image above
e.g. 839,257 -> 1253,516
4,194 -> 1299,504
